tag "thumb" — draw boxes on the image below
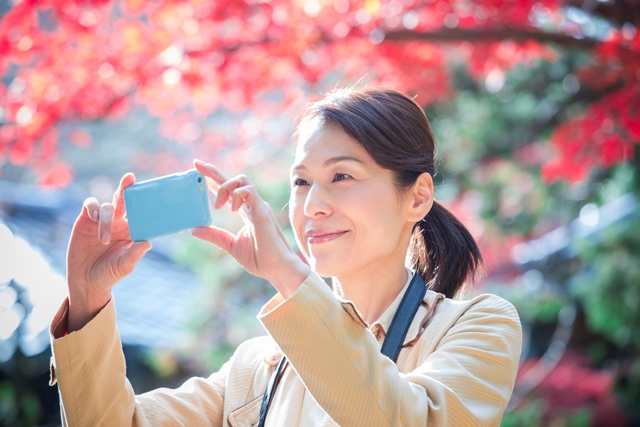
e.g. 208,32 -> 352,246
192,226 -> 236,255
118,241 -> 152,277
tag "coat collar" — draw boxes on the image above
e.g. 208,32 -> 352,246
337,270 -> 444,347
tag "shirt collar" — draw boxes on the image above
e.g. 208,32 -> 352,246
334,268 -> 444,346
370,267 -> 415,334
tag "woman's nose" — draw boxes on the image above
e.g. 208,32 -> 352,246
304,184 -> 332,217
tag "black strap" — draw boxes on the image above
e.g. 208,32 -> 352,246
380,273 -> 427,362
258,272 -> 426,426
258,355 -> 287,427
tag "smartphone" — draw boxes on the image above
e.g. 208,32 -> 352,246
124,170 -> 213,242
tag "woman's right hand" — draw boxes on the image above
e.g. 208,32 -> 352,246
192,160 -> 310,299
65,173 -> 152,333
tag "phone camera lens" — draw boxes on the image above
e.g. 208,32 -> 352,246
198,177 -> 202,183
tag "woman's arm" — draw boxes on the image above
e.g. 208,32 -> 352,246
259,272 -> 522,427
53,172 -> 228,425
50,297 -> 229,427
64,173 -> 153,333
53,159 -> 311,426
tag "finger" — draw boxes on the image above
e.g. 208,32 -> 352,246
113,173 -> 136,219
83,197 -> 101,222
194,159 -> 230,188
192,226 -> 236,255
98,203 -> 115,245
230,185 -> 257,212
215,175 -> 252,210
117,241 -> 153,277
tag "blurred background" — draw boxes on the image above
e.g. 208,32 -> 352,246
1,0 -> 639,425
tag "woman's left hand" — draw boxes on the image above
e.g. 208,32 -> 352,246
192,159 -> 310,298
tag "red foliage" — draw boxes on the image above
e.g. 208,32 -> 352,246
540,25 -> 640,183
543,83 -> 640,183
68,129 -> 92,147
38,162 -> 74,188
517,352 -> 629,426
0,0 -> 638,185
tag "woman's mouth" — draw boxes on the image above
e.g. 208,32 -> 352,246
306,230 -> 348,244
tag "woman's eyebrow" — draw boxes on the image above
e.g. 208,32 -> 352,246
323,156 -> 364,167
291,156 -> 364,172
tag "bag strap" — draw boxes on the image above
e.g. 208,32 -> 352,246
258,355 -> 287,427
258,272 -> 426,426
380,272 -> 427,362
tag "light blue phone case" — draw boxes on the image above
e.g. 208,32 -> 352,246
124,170 -> 213,242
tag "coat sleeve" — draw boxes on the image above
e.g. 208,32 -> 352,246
258,272 -> 522,427
49,297 -> 229,427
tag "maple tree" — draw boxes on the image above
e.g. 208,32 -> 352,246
2,2 -> 640,425
0,0 -> 639,186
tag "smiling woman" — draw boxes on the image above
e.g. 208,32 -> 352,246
290,121 -> 416,302
48,87 -> 522,427
292,88 -> 484,301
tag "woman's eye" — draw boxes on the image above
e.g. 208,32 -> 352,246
333,173 -> 351,182
293,178 -> 309,186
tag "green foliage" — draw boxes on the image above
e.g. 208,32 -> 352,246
0,380 -> 41,427
0,382 -> 16,426
497,275 -> 568,325
571,216 -> 640,347
616,357 -> 640,422
430,56 -> 594,242
569,166 -> 640,351
502,402 -> 593,427
501,398 -> 545,427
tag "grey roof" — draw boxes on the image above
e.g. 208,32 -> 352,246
0,180 -> 201,362
510,192 -> 637,268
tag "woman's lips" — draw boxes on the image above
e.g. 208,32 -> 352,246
306,230 -> 348,244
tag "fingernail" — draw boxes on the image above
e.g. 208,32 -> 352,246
92,210 -> 99,221
101,232 -> 110,245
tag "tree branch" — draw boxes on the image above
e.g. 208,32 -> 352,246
475,79 -> 626,165
384,27 -> 599,49
530,80 -> 625,140
563,0 -> 640,28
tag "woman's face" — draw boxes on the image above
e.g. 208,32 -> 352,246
289,119 -> 416,280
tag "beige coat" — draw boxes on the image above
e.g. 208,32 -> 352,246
49,272 -> 522,426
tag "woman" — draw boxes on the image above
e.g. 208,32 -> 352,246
49,87 -> 522,426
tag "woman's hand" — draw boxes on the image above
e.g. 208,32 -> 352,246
66,173 -> 152,333
192,160 -> 310,298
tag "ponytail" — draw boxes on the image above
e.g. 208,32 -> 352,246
409,201 -> 483,299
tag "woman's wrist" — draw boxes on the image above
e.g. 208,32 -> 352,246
67,285 -> 111,333
266,256 -> 311,299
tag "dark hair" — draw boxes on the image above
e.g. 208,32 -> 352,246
298,87 -> 483,298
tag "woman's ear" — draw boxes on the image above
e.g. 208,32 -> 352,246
407,172 -> 434,222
